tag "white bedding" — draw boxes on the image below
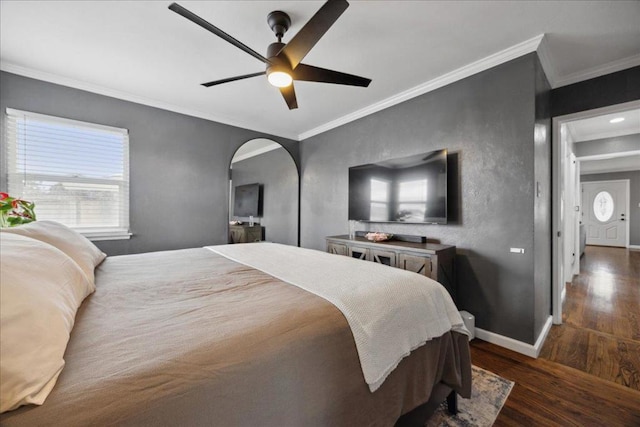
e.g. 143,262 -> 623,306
206,242 -> 468,392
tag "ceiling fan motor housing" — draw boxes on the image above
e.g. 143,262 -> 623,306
266,42 -> 290,73
267,42 -> 286,61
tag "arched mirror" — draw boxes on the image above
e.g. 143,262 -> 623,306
229,138 -> 299,246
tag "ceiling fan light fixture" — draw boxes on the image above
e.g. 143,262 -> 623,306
268,70 -> 293,88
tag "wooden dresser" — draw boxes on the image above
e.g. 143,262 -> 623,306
325,235 -> 457,301
229,224 -> 263,243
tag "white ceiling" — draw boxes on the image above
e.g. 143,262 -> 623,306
568,109 -> 640,143
1,1 -> 640,141
567,107 -> 640,175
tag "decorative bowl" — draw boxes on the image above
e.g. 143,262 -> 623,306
365,232 -> 393,242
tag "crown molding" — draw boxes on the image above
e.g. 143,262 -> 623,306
8,34 -> 636,143
535,34 -> 557,88
0,62 -> 299,141
577,150 -> 640,162
553,54 -> 640,89
580,163 -> 640,176
298,34 -> 545,140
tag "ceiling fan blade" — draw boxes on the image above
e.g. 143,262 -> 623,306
278,0 -> 349,69
279,84 -> 298,110
169,3 -> 270,64
201,72 -> 266,87
293,64 -> 371,87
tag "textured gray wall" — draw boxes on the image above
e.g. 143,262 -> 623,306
533,56 -> 552,342
581,171 -> 640,246
574,134 -> 640,158
300,53 -> 551,344
0,71 -> 298,255
231,147 -> 298,246
551,66 -> 640,117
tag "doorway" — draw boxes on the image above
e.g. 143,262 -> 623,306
552,99 -> 640,324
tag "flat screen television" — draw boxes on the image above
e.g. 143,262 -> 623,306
233,183 -> 260,217
348,149 -> 447,224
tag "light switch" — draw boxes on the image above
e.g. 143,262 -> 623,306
510,248 -> 525,254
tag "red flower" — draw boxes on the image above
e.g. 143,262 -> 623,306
0,192 -> 8,200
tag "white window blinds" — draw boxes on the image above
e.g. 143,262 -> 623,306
5,108 -> 130,240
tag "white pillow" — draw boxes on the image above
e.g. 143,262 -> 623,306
1,221 -> 106,285
0,233 -> 94,413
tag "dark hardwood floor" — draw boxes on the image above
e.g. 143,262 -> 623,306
471,340 -> 640,426
540,246 -> 640,390
470,246 -> 640,425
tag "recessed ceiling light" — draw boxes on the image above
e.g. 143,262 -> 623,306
609,117 -> 625,123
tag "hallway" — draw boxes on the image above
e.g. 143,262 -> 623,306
540,245 -> 640,390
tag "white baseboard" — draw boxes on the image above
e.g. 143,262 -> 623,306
475,315 -> 553,358
629,245 -> 640,250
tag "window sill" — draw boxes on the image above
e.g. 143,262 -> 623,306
80,231 -> 133,241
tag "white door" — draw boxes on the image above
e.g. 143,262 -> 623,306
582,180 -> 629,247
564,153 -> 577,283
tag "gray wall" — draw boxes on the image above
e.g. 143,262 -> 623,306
533,57 -> 552,342
574,134 -> 640,158
0,71 -> 298,255
231,147 -> 299,246
581,171 -> 640,246
551,66 -> 640,117
299,53 -> 551,345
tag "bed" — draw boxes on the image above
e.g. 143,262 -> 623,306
0,222 -> 471,426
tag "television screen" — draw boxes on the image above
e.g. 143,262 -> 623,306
348,149 -> 447,224
233,183 -> 260,217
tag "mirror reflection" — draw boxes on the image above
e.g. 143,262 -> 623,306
229,138 -> 298,246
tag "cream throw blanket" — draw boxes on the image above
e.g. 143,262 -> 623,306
206,243 -> 468,392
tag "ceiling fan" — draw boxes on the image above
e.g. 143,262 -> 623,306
168,0 -> 371,110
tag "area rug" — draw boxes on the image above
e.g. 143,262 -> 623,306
427,365 -> 514,427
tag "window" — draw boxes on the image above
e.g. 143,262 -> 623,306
397,179 -> 427,221
369,178 -> 389,221
5,108 -> 130,240
593,191 -> 614,222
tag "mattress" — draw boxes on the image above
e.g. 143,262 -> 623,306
1,247 -> 471,426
